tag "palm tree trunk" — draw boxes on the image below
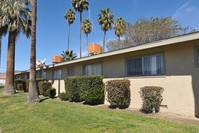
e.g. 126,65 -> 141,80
3,31 -> 16,95
118,36 -> 121,49
103,31 -> 106,52
80,12 -> 82,58
86,34 -> 88,51
68,23 -> 70,50
28,0 -> 39,103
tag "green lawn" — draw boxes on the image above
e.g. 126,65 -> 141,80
0,88 -> 199,133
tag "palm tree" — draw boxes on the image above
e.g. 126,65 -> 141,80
114,17 -> 126,48
61,49 -> 77,61
82,19 -> 92,48
0,0 -> 31,95
72,0 -> 89,58
98,8 -> 114,52
28,0 -> 39,103
64,9 -> 76,50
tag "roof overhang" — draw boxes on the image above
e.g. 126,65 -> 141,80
49,32 -> 199,68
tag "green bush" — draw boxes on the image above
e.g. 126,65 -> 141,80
59,92 -> 69,101
106,79 -> 131,109
25,78 -> 46,94
140,86 -> 164,113
81,76 -> 104,105
38,82 -> 52,96
65,77 -> 81,102
65,76 -> 104,104
46,88 -> 56,98
15,79 -> 26,92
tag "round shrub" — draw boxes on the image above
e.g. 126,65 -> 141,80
59,92 -> 69,101
46,88 -> 56,98
106,79 -> 131,109
140,86 -> 164,113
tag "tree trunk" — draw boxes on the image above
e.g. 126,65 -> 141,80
28,0 -> 39,103
118,36 -> 121,49
103,31 -> 106,52
67,23 -> 70,50
3,31 -> 17,95
80,12 -> 82,58
86,34 -> 88,55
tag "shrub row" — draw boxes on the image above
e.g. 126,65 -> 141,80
64,76 -> 104,105
106,79 -> 131,109
15,78 -> 52,96
140,86 -> 164,113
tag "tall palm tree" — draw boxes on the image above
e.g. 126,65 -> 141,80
114,17 -> 126,48
28,0 -> 39,103
98,8 -> 114,52
0,0 -> 31,95
72,0 -> 89,58
64,9 -> 76,50
82,19 -> 92,48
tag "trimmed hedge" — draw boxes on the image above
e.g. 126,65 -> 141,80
65,77 -> 81,102
140,86 -> 164,113
65,76 -> 104,105
14,79 -> 27,92
106,79 -> 131,109
59,92 -> 69,101
38,82 -> 52,96
46,88 -> 56,98
25,78 -> 48,94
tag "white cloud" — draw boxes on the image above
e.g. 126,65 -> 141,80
173,2 -> 194,18
172,2 -> 199,28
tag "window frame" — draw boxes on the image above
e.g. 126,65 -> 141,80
53,69 -> 62,80
125,53 -> 165,77
83,62 -> 103,75
67,66 -> 75,77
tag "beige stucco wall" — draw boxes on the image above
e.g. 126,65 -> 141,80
39,39 -> 199,117
104,76 -> 195,117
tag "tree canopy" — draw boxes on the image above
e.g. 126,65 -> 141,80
107,17 -> 186,51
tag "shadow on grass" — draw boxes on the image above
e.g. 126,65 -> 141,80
39,97 -> 49,103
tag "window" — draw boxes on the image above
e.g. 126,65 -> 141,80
42,71 -> 46,79
195,48 -> 199,65
67,66 -> 75,76
83,63 -> 102,75
126,54 -> 164,76
53,69 -> 61,79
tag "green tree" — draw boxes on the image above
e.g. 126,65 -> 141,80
28,0 -> 39,103
107,17 -> 182,51
0,0 -> 31,95
72,0 -> 89,58
82,19 -> 92,48
114,17 -> 126,47
61,49 -> 77,61
64,9 -> 76,50
98,8 -> 114,52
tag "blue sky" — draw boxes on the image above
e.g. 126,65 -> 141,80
1,0 -> 199,72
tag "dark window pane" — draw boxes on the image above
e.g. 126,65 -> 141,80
127,58 -> 142,75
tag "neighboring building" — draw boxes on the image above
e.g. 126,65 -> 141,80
16,32 -> 199,117
0,73 -> 6,85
